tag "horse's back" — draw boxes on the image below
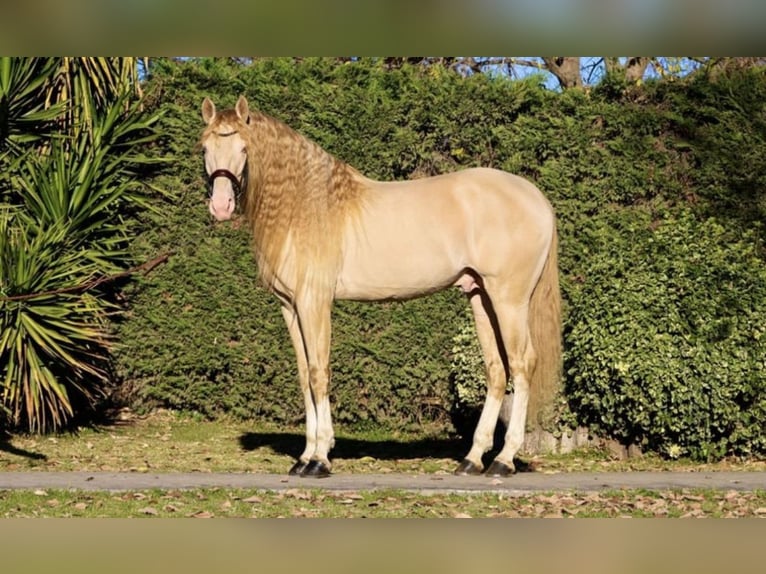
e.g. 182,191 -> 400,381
335,167 -> 554,300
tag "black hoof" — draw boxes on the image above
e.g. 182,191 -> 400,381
300,459 -> 331,478
288,460 -> 309,476
454,458 -> 483,476
485,460 -> 515,477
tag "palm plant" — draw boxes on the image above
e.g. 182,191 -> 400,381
0,209 -> 110,430
0,57 -> 162,431
0,58 -> 63,155
43,57 -> 148,143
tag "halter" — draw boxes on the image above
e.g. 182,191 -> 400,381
205,128 -> 245,199
207,168 -> 244,198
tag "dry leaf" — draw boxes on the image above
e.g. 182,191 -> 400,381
284,489 -> 311,500
138,507 -> 158,515
191,511 -> 214,518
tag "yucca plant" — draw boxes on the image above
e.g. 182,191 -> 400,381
17,93 -> 164,260
0,208 -> 112,431
0,57 -> 63,155
43,57 -> 148,144
0,57 -> 163,432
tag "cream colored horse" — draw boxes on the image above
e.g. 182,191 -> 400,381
200,95 -> 561,478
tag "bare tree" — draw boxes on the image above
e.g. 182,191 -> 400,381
542,57 -> 583,89
604,57 -> 651,82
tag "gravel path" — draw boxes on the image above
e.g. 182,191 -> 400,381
1,470 -> 763,494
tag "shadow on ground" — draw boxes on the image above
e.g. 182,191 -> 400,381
238,430 -> 532,472
0,433 -> 47,461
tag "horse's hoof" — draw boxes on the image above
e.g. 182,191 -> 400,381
454,459 -> 483,476
485,460 -> 515,477
288,460 -> 309,476
300,459 -> 331,478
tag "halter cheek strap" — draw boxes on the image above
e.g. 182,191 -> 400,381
207,168 -> 243,197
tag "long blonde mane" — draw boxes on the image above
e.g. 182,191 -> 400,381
204,109 -> 368,300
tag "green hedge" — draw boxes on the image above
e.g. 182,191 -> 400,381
114,58 -> 766,459
564,208 -> 766,460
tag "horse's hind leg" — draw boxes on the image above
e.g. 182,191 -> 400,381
454,288 -> 509,475
455,275 -> 537,477
485,292 -> 537,477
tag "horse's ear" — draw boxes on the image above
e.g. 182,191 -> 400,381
201,98 -> 216,125
235,95 -> 250,124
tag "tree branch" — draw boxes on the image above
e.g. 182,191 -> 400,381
0,252 -> 173,303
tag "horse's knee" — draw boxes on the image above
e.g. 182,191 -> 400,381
308,365 -> 330,390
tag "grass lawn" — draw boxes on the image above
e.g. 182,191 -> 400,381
1,410 -> 764,517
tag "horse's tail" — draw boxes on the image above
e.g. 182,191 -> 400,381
527,223 -> 562,426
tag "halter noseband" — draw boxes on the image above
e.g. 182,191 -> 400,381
207,168 -> 244,198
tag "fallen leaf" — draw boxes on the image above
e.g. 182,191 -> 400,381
284,489 -> 311,500
73,502 -> 88,511
191,511 -> 214,518
453,512 -> 472,518
33,489 -> 48,496
137,507 -> 158,515
681,494 -> 705,502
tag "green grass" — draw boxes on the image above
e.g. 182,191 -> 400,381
2,487 -> 765,518
2,410 -> 765,518
2,410 -> 763,475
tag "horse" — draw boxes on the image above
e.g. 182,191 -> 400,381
199,95 -> 562,478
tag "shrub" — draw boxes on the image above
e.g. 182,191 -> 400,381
564,208 -> 766,460
0,58 -> 161,431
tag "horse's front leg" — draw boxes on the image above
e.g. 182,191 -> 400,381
292,294 -> 334,478
280,305 -> 316,476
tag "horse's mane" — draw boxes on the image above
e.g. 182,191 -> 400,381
207,109 -> 368,300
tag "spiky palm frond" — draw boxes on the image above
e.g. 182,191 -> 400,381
1,57 -> 164,432
44,57 -> 145,144
0,57 -> 64,156
0,209 -> 111,431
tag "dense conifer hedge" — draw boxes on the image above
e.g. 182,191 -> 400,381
115,58 -> 766,459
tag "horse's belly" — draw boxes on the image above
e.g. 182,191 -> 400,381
335,226 -> 461,301
335,253 -> 460,300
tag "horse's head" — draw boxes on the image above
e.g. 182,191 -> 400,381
200,96 -> 250,221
